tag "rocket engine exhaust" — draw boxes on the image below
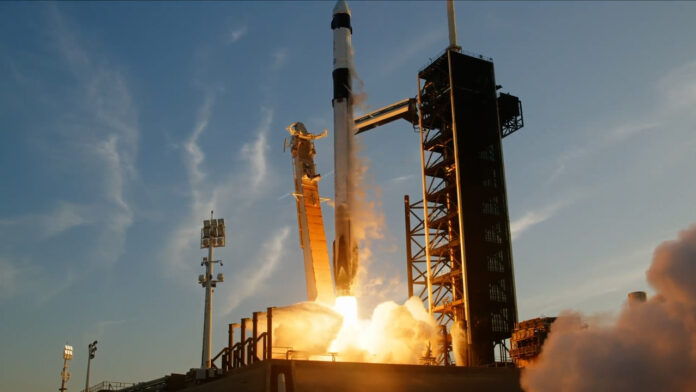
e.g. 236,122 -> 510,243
332,0 -> 358,297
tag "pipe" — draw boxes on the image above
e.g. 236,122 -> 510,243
240,318 -> 248,366
447,0 -> 459,50
266,307 -> 274,360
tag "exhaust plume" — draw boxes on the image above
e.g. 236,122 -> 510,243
269,297 -> 440,364
272,302 -> 344,354
521,224 -> 696,392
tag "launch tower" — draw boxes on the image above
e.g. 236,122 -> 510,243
404,48 -> 523,365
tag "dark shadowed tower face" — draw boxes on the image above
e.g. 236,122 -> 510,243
416,49 -> 518,365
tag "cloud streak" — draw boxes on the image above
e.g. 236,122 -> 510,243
162,100 -> 276,281
389,174 -> 416,184
380,28 -> 444,75
546,59 -> 696,184
241,107 -> 272,193
510,200 -> 571,241
226,25 -> 247,45
0,7 -> 141,303
270,48 -> 288,70
185,94 -> 215,189
220,226 -> 291,314
0,258 -> 21,301
53,8 -> 138,268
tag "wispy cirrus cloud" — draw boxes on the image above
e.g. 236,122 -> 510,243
225,25 -> 248,45
380,28 -> 444,75
0,202 -> 91,239
160,26 -> 291,314
270,48 -> 289,70
0,258 -> 21,301
220,226 -> 290,315
241,107 -> 272,193
519,245 -> 654,316
0,7 -> 141,303
50,7 -> 138,267
510,199 -> 576,241
546,60 -> 696,185
162,100 -> 277,277
389,174 -> 416,184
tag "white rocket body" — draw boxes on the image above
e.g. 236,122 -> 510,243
332,0 -> 358,297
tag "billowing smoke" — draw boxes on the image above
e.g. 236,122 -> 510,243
521,224 -> 696,392
350,134 -> 388,304
346,42 -> 393,306
272,302 -> 343,354
269,297 -> 440,364
330,296 -> 441,364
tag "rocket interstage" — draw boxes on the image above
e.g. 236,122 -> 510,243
332,0 -> 358,297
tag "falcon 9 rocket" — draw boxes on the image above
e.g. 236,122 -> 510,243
331,0 -> 358,297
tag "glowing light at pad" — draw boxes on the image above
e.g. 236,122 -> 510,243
272,296 -> 440,364
329,295 -> 368,356
334,296 -> 358,326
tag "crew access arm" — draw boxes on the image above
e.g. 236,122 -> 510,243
286,122 -> 336,305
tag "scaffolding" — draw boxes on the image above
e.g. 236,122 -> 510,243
510,317 -> 556,367
405,48 -> 520,366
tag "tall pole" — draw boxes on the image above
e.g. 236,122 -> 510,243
85,341 -> 97,392
199,211 -> 224,369
60,357 -> 68,392
447,0 -> 460,51
202,211 -> 214,369
59,345 -> 72,392
198,211 -> 225,369
84,357 -> 91,392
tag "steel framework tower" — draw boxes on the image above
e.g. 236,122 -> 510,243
286,122 -> 335,305
405,47 -> 522,366
199,212 -> 226,369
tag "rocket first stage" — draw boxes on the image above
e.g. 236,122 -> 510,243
332,0 -> 358,297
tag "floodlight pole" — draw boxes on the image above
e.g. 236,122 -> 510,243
59,345 -> 72,392
85,341 -> 97,392
200,210 -> 224,369
202,211 -> 215,369
85,357 -> 91,392
60,357 -> 69,392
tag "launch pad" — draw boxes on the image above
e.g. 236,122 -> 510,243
88,1 -> 532,391
120,360 -> 522,392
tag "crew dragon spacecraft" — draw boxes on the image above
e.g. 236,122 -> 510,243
331,0 -> 359,297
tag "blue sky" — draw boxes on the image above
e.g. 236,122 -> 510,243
1,1 -> 695,390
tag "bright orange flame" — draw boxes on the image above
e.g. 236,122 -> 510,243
334,296 -> 358,326
329,295 -> 369,356
275,296 -> 439,363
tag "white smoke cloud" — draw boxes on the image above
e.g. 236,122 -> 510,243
269,296 -> 440,364
345,47 -> 394,305
522,224 -> 696,392
272,302 -> 344,354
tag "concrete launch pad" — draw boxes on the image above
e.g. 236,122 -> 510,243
178,360 -> 523,392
